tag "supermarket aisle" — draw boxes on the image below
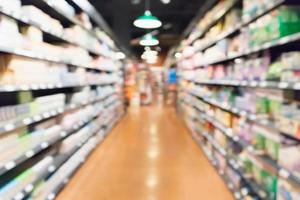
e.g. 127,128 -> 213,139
57,105 -> 233,200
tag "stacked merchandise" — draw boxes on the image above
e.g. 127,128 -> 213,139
0,0 -> 125,199
176,0 -> 300,199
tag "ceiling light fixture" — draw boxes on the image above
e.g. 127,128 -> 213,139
146,56 -> 158,64
115,52 -> 126,60
141,50 -> 158,60
175,52 -> 182,59
139,34 -> 159,46
133,0 -> 162,29
161,0 -> 171,4
144,50 -> 158,56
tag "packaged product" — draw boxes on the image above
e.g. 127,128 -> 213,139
34,118 -> 58,130
278,142 -> 300,179
0,15 -> 23,47
261,170 -> 278,200
255,95 -> 269,116
21,6 -> 49,27
21,26 -> 43,42
252,125 -> 280,160
215,129 -> 227,149
249,6 -> 300,46
77,12 -> 93,30
253,51 -> 271,81
224,8 -> 241,30
214,151 -> 227,174
270,6 -> 300,39
0,55 -> 55,85
281,52 -> 300,82
21,6 -> 63,35
0,15 -> 18,36
236,122 -> 253,144
279,102 -> 300,140
235,89 -> 256,113
34,93 -> 66,114
277,178 -> 300,200
50,0 -> 75,18
267,60 -> 282,81
225,167 -> 242,189
238,152 -> 253,177
0,155 -> 54,200
0,0 -> 21,12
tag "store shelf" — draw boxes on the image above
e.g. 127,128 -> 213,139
0,93 -> 115,136
194,23 -> 243,52
0,82 -> 117,93
0,44 -> 105,71
188,90 -> 280,133
187,0 -> 240,46
0,7 -> 103,57
43,115 -> 122,200
16,129 -> 101,200
192,79 -> 300,90
185,98 -> 300,189
190,122 -> 274,200
194,0 -> 286,52
192,122 -> 266,199
241,0 -> 285,25
177,0 -> 300,198
189,128 -> 246,200
0,105 -> 104,177
195,32 -> 300,67
0,0 -> 125,199
44,134 -> 101,200
21,0 -> 111,57
12,108 -> 123,200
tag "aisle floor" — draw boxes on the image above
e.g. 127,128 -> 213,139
57,105 -> 234,200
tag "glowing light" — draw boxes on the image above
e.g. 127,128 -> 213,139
134,10 -> 162,29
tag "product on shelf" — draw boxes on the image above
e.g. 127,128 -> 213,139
0,0 -> 121,199
0,15 -> 24,47
225,166 -> 242,190
21,26 -> 43,42
0,0 -> 21,13
21,6 -> 64,35
0,93 -> 65,127
242,0 -> 270,21
279,102 -> 300,139
252,125 -> 280,160
0,156 -> 54,200
48,0 -> 76,19
277,178 -> 300,200
31,139 -> 93,200
76,12 -> 93,30
248,6 -> 300,47
0,125 -> 61,170
177,0 -> 300,199
278,142 -> 300,179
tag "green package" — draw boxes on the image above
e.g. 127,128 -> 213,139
254,133 -> 266,154
256,96 -> 269,115
265,137 -> 280,161
261,170 -> 278,200
17,91 -> 33,104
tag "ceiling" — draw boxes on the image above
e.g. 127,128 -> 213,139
89,0 -> 207,58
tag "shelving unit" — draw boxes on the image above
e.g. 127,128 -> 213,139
174,0 -> 300,199
0,0 -> 126,199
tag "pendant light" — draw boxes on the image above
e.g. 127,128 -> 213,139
139,34 -> 159,46
133,0 -> 162,29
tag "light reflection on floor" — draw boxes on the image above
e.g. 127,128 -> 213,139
146,123 -> 160,195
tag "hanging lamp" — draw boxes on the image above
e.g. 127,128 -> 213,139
139,34 -> 159,46
133,0 -> 162,29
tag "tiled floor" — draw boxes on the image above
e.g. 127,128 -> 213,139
57,105 -> 233,200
